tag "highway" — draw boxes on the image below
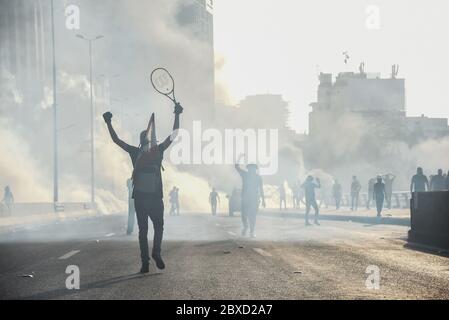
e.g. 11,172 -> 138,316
1,211 -> 449,300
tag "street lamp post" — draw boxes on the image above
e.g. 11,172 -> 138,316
76,34 -> 104,205
50,0 -> 58,205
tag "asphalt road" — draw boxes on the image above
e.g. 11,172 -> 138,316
1,211 -> 449,300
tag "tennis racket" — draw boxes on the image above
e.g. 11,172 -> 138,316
150,68 -> 177,104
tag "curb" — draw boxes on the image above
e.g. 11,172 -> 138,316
260,211 -> 410,226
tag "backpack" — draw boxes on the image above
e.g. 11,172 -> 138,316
132,147 -> 162,194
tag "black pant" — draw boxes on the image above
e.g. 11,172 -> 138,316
375,195 -> 384,216
334,195 -> 341,210
134,197 -> 164,264
366,192 -> 372,209
242,201 -> 259,233
385,192 -> 392,209
351,193 -> 359,210
211,201 -> 217,215
305,198 -> 319,222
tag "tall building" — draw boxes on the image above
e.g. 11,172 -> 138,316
0,0 -> 49,102
177,0 -> 215,119
177,0 -> 214,46
309,70 -> 406,139
309,67 -> 449,142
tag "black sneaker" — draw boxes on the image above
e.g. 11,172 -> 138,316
140,263 -> 150,274
152,254 -> 165,270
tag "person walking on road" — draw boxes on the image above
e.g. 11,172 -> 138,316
168,187 -> 176,216
235,154 -> 266,238
1,186 -> 14,216
302,176 -> 321,226
279,183 -> 287,210
430,169 -> 445,191
383,173 -> 396,209
366,178 -> 375,210
446,171 -> 449,191
332,180 -> 342,210
350,176 -> 361,211
373,176 -> 386,217
209,188 -> 220,216
410,167 -> 429,193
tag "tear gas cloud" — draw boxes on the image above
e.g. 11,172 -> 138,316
1,0 -> 448,221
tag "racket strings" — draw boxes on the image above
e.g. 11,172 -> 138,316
151,68 -> 174,95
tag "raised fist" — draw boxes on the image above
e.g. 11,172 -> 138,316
103,112 -> 113,123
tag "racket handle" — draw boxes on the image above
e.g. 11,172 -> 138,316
174,103 -> 183,114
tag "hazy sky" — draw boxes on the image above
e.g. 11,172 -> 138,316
214,0 -> 449,133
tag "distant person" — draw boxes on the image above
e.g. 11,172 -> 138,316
126,178 -> 136,235
1,186 -> 14,216
103,102 -> 183,273
366,178 -> 375,210
446,171 -> 449,190
302,176 -> 321,226
332,180 -> 342,210
318,183 -> 330,209
430,169 -> 446,191
209,188 -> 220,216
169,187 -> 178,216
383,173 -> 396,209
279,183 -> 287,210
291,182 -> 300,209
295,180 -> 305,209
373,176 -> 386,217
174,187 -> 180,215
410,167 -> 429,193
297,182 -> 305,209
169,187 -> 175,216
235,154 -> 266,238
350,176 -> 361,211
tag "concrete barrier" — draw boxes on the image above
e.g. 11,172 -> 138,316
0,202 -> 96,217
408,191 -> 449,249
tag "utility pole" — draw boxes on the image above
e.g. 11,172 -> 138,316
76,34 -> 104,204
50,0 -> 58,204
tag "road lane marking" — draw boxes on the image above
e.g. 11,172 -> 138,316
253,248 -> 272,257
105,233 -> 115,237
227,231 -> 237,236
58,250 -> 80,260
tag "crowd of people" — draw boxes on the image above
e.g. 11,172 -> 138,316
104,104 -> 449,274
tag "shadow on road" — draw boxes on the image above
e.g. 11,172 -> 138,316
404,242 -> 449,258
17,272 -> 162,300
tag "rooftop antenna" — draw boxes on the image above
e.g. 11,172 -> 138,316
391,64 -> 399,79
359,62 -> 365,75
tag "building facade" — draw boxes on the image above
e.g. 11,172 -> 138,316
309,70 -> 407,139
309,68 -> 449,143
0,0 -> 50,103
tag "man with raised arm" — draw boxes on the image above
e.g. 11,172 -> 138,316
103,103 -> 183,273
235,154 -> 266,238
